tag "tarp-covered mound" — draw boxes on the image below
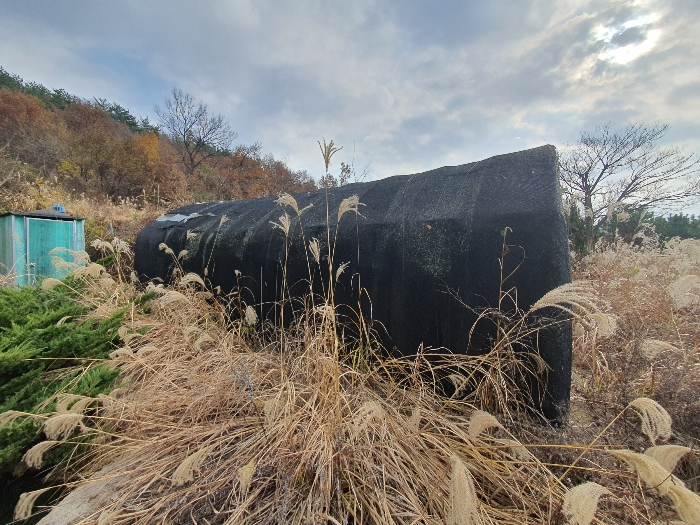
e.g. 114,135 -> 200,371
134,145 -> 571,421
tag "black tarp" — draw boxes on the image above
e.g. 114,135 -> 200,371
135,145 -> 572,422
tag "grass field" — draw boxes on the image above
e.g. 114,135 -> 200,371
2,221 -> 700,524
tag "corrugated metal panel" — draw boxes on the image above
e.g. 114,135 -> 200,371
13,216 -> 27,285
0,213 -> 85,286
75,219 -> 85,252
0,216 -> 12,277
27,218 -> 76,285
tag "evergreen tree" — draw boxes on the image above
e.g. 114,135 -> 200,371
651,213 -> 700,240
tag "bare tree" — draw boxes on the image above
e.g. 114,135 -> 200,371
559,122 -> 700,253
155,89 -> 236,175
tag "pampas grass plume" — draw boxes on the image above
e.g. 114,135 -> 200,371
136,344 -> 160,358
180,273 -> 205,287
0,411 -> 23,427
270,212 -> 291,235
52,257 -> 75,273
68,397 -> 95,414
562,482 -> 611,525
122,332 -> 142,344
644,445 -> 692,473
531,281 -> 599,316
117,326 -> 129,340
91,239 -> 114,254
276,193 -> 312,216
499,439 -> 531,461
72,262 -> 105,279
666,485 -> 700,525
610,449 -> 682,493
112,237 -> 132,255
158,290 -> 190,306
245,305 -> 258,326
14,487 -> 51,520
590,313 -> 617,337
668,275 -> 700,309
194,333 -> 214,351
276,193 -> 300,214
158,243 -> 175,256
44,413 -> 84,440
337,195 -> 364,222
109,347 -> 134,360
22,440 -> 61,469
239,458 -> 256,495
336,261 -> 350,280
628,397 -> 673,445
54,394 -> 81,413
172,446 -> 213,486
55,394 -> 94,414
309,238 -> 321,264
448,454 -> 482,525
23,440 -> 60,469
67,249 -> 90,265
56,315 -> 72,326
0,410 -> 41,427
468,410 -> 502,440
41,278 -> 63,290
639,339 -> 679,360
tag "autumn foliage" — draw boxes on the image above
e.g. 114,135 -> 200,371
0,68 -> 316,213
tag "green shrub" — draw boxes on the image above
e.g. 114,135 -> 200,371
0,284 -> 123,473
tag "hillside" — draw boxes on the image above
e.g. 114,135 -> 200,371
0,66 -> 316,245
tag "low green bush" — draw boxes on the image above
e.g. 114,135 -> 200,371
0,283 -> 123,474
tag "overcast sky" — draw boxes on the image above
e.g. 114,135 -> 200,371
1,0 -> 698,193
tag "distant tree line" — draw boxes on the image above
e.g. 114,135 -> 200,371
0,66 -> 74,110
0,66 -> 316,210
567,203 -> 700,253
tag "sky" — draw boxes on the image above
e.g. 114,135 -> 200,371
1,0 -> 699,203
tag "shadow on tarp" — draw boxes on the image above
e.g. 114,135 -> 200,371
134,145 -> 572,423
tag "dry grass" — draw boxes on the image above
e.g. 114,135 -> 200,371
570,238 -> 700,439
509,237 -> 700,522
35,284 -> 572,524
6,264 -> 696,524
0,176 -> 163,244
6,227 -> 700,523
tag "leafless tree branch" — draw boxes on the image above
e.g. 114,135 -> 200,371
559,122 -> 700,252
155,89 -> 236,176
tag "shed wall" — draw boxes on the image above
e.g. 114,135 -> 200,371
0,215 -> 85,286
0,216 -> 12,278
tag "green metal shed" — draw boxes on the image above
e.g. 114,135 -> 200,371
0,206 -> 85,286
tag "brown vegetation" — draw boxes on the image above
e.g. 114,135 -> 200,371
5,220 -> 700,524
0,86 -> 316,245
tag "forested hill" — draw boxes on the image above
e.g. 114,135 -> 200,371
0,66 -> 316,211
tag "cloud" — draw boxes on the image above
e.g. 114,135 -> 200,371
0,0 -> 698,182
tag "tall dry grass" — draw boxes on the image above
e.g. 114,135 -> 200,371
571,238 -> 700,438
48,281 -> 571,524
6,217 -> 700,524
13,266 -> 700,524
